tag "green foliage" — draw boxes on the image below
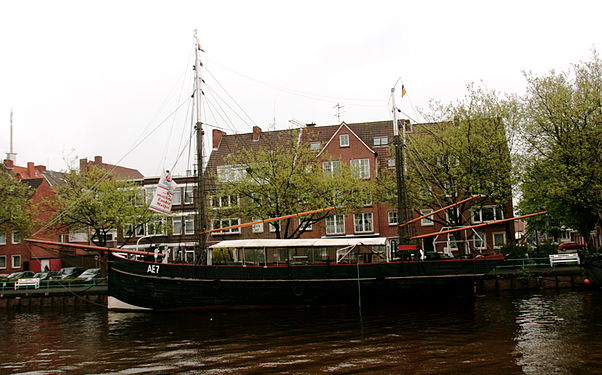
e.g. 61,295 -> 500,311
519,53 -> 602,240
501,243 -> 530,259
55,166 -> 158,246
379,85 -> 517,228
0,170 -> 33,234
213,131 -> 374,238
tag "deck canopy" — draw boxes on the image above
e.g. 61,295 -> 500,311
209,238 -> 387,249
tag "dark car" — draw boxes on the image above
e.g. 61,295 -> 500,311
76,268 -> 101,281
57,267 -> 84,279
558,242 -> 586,251
7,271 -> 35,279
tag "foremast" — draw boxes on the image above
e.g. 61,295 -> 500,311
193,31 -> 208,263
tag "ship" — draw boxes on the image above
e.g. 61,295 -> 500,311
26,32 -> 513,311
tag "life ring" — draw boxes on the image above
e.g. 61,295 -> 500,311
212,279 -> 222,290
292,285 -> 304,297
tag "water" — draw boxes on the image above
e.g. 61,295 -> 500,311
2,291 -> 602,374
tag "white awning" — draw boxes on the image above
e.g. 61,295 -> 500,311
209,237 -> 387,249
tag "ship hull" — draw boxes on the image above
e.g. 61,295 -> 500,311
108,254 -> 503,311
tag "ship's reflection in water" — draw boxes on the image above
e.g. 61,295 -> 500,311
2,291 -> 602,374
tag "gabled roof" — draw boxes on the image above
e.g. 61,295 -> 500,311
316,122 -> 376,158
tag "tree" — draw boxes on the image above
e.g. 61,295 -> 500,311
212,131 -> 373,239
55,166 -> 159,247
0,170 -> 33,235
519,53 -> 602,242
378,85 -> 519,253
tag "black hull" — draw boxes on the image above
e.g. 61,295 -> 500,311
108,255 -> 503,311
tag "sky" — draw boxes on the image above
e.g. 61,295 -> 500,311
1,0 -> 600,177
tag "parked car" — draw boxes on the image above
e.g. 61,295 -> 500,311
558,242 -> 586,251
7,271 -> 35,280
57,267 -> 84,279
33,271 -> 60,280
76,268 -> 101,281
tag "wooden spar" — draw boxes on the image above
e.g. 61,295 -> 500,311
25,238 -> 162,257
202,206 -> 336,235
410,211 -> 547,240
399,194 -> 482,228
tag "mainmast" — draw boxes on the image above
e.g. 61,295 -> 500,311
391,82 -> 411,247
193,31 -> 208,263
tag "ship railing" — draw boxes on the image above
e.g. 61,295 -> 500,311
495,257 -> 552,270
0,278 -> 108,293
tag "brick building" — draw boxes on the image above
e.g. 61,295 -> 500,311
205,120 -> 515,257
1,160 -> 67,274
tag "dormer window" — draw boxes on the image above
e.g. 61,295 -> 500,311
339,134 -> 349,147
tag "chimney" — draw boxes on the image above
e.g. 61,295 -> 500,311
79,158 -> 88,174
36,165 -> 47,173
4,159 -> 13,169
212,129 -> 226,150
252,126 -> 261,141
306,122 -> 316,127
27,162 -> 36,177
94,155 -> 103,164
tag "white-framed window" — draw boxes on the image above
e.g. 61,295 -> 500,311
326,215 -> 345,235
216,165 -> 247,182
387,159 -> 395,168
373,136 -> 388,146
420,209 -> 434,226
0,232 -> 5,245
69,229 -> 88,242
309,141 -> 321,151
388,211 -> 398,226
493,232 -> 506,249
12,231 -> 22,244
472,206 -> 504,223
145,186 -> 155,204
471,231 -> 486,249
339,134 -> 349,147
184,215 -> 195,235
354,213 -> 373,233
0,256 -> 5,269
132,188 -> 145,206
322,160 -> 342,177
212,218 -> 241,235
299,220 -> 312,231
211,194 -> 239,208
268,222 -> 279,233
172,187 -> 182,205
135,223 -> 145,237
12,255 -> 21,269
172,217 -> 182,235
147,218 -> 167,235
350,158 -> 370,179
252,219 -> 264,233
184,186 -> 194,204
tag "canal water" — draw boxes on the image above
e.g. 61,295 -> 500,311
2,290 -> 602,374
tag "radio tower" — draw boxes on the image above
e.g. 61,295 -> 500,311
6,109 -> 17,163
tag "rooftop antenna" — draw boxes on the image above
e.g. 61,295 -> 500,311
333,103 -> 344,123
6,109 -> 17,163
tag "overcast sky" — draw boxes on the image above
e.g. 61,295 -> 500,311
1,0 -> 600,177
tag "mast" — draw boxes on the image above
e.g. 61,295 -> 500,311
391,82 -> 411,247
193,31 -> 208,263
